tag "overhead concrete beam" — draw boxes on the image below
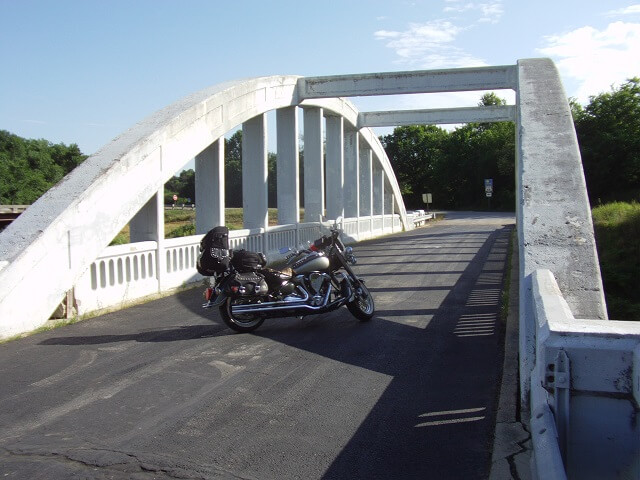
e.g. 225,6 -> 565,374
358,105 -> 516,128
299,65 -> 517,99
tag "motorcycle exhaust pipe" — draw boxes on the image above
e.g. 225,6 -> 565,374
230,281 -> 353,317
231,285 -> 333,316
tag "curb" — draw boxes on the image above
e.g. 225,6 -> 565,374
489,230 -> 532,480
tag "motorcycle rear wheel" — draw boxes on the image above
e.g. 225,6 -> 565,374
347,281 -> 375,321
220,298 -> 265,333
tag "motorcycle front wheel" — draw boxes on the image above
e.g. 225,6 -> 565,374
347,281 -> 375,321
219,298 -> 265,333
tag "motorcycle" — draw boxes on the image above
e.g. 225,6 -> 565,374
201,218 -> 375,332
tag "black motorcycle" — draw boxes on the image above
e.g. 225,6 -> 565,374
198,219 -> 375,332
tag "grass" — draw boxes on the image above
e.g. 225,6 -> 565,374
592,201 -> 640,321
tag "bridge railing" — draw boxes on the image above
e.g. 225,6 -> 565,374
73,214 -> 406,316
529,269 -> 640,480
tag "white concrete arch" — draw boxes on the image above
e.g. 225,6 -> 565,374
0,76 -> 409,337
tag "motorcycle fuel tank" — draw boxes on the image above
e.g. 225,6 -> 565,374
292,252 -> 330,274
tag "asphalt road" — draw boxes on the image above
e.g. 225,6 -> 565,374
0,213 -> 515,479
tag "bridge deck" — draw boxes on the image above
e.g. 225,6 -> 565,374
0,213 -> 515,479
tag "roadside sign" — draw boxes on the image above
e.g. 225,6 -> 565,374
422,193 -> 432,204
486,192 -> 493,197
484,178 -> 493,193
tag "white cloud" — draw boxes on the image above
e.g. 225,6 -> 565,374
443,2 -> 504,23
538,21 -> 640,102
607,4 -> 640,16
374,20 -> 486,68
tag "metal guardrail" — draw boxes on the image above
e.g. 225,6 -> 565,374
407,211 -> 435,227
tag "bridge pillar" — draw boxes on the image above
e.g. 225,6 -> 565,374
276,107 -> 300,225
325,115 -> 344,220
195,139 -> 225,233
360,146 -> 373,237
242,114 -> 269,230
385,189 -> 394,231
373,164 -> 384,216
303,107 -> 324,222
359,147 -> 372,216
343,129 -> 359,219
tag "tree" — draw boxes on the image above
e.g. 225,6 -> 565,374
165,169 -> 195,204
381,125 -> 449,208
225,130 -> 243,207
379,93 -> 515,210
0,130 -> 87,204
572,78 -> 640,203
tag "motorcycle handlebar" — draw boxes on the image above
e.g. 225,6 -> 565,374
312,235 -> 332,250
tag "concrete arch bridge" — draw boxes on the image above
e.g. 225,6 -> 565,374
0,58 -> 639,479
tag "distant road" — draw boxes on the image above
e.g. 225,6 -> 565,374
0,212 -> 514,479
0,205 -> 27,229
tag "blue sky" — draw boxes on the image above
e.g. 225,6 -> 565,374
2,0 -> 640,156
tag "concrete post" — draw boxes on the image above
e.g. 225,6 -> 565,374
325,115 -> 344,220
360,147 -> 372,217
360,148 -> 373,237
195,139 -> 225,233
303,107 -> 324,222
344,129 -> 360,219
385,189 -> 393,230
242,114 -> 269,230
373,164 -> 384,216
276,107 -> 300,225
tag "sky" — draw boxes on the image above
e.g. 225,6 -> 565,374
2,0 -> 640,158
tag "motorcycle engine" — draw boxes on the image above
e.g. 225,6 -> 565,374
308,272 -> 329,294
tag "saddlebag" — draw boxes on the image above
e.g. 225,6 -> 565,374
197,226 -> 231,276
231,249 -> 267,273
226,271 -> 268,297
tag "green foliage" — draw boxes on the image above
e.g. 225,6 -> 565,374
0,130 -> 87,204
165,169 -> 195,204
592,201 -> 640,320
225,130 -> 243,207
573,78 -> 640,203
166,223 -> 196,238
380,98 -> 515,210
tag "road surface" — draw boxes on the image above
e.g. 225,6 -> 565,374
0,212 -> 515,479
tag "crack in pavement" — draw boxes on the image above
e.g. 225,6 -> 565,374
1,445 -> 255,480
